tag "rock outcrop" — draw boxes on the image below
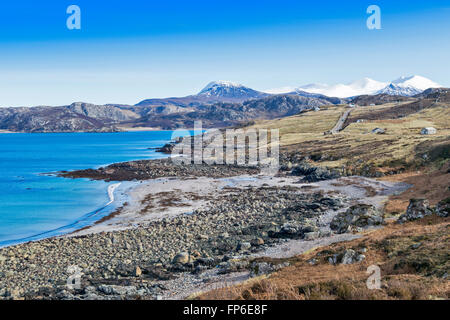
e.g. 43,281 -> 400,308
435,198 -> 449,218
397,199 -> 434,223
330,204 -> 384,234
327,249 -> 366,265
291,162 -> 341,182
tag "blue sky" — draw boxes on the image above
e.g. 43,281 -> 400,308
0,0 -> 449,106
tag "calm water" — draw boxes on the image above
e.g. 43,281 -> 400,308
0,131 -> 183,247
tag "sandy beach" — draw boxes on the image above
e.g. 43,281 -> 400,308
70,174 -> 408,238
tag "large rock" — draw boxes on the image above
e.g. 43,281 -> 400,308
218,259 -> 249,274
237,242 -> 252,252
436,198 -> 450,218
97,285 -> 137,296
172,252 -> 191,264
291,162 -> 340,182
330,204 -> 383,234
328,249 -> 366,265
397,199 -> 433,223
271,222 -> 319,239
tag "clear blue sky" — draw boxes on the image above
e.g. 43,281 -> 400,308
0,0 -> 449,106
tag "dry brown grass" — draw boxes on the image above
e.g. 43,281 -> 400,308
382,161 -> 450,215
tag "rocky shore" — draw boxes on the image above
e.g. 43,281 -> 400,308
0,152 -> 409,300
58,158 -> 260,181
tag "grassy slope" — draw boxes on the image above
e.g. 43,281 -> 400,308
251,102 -> 449,169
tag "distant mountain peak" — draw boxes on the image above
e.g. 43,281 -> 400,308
197,81 -> 266,99
376,83 -> 422,97
374,75 -> 442,96
390,75 -> 442,90
201,80 -> 242,90
136,81 -> 267,107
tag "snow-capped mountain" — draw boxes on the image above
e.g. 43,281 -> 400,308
390,75 -> 441,91
136,76 -> 444,108
198,81 -> 266,99
267,78 -> 388,98
376,83 -> 423,97
266,75 -> 442,98
298,78 -> 389,97
374,75 -> 442,96
137,81 -> 267,107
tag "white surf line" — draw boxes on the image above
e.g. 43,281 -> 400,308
106,183 -> 121,206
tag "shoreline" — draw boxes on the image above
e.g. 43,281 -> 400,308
68,174 -> 410,238
0,128 -> 190,134
0,169 -> 410,300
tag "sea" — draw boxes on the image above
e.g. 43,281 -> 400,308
0,131 -> 185,247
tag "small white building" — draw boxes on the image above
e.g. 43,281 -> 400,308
421,127 -> 437,135
372,128 -> 385,134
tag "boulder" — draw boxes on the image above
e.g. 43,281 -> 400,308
172,252 -> 190,264
330,204 -> 383,234
291,161 -> 314,176
436,198 -> 449,218
397,199 -> 433,223
328,249 -> 366,265
291,161 -> 340,182
272,222 -> 319,239
250,262 -> 274,276
303,232 -> 320,240
341,249 -> 358,264
237,242 -> 252,252
305,167 -> 341,182
251,238 -> 265,246
218,259 -> 249,274
97,285 -> 137,296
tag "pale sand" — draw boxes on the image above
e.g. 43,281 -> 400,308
69,174 -> 409,239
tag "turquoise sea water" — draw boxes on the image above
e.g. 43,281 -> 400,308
0,131 -> 181,247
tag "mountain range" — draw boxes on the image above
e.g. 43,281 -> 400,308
267,75 -> 442,98
0,77 -> 446,132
